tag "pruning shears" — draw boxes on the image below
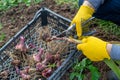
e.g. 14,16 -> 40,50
55,17 -> 96,39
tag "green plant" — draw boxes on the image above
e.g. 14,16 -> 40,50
47,63 -> 56,68
70,58 -> 100,80
96,19 -> 120,37
0,33 -> 6,42
0,23 -> 6,42
55,0 -> 79,9
0,0 -> 43,11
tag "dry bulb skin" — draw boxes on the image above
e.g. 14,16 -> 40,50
0,70 -> 9,79
11,59 -> 21,66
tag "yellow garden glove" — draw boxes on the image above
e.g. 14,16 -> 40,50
77,36 -> 110,61
71,5 -> 94,39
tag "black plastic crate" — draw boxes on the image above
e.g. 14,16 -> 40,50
0,7 -> 82,80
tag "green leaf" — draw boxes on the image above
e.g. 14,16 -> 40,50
73,58 -> 89,73
70,72 -> 76,80
18,0 -> 23,3
0,33 -> 6,42
86,59 -> 92,65
9,0 -> 16,4
70,72 -> 84,80
34,0 -> 42,3
77,74 -> 84,80
88,65 -> 100,80
47,63 -> 56,68
81,58 -> 87,67
114,60 -> 120,65
22,0 -> 32,6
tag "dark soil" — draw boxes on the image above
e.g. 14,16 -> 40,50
0,0 -> 120,79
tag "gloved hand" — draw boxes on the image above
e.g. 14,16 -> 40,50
77,36 -> 110,61
71,5 -> 94,39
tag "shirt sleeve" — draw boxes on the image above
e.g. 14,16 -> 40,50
110,44 -> 120,60
88,0 -> 105,10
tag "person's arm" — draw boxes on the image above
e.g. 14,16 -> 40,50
107,44 -> 120,60
86,0 -> 105,10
